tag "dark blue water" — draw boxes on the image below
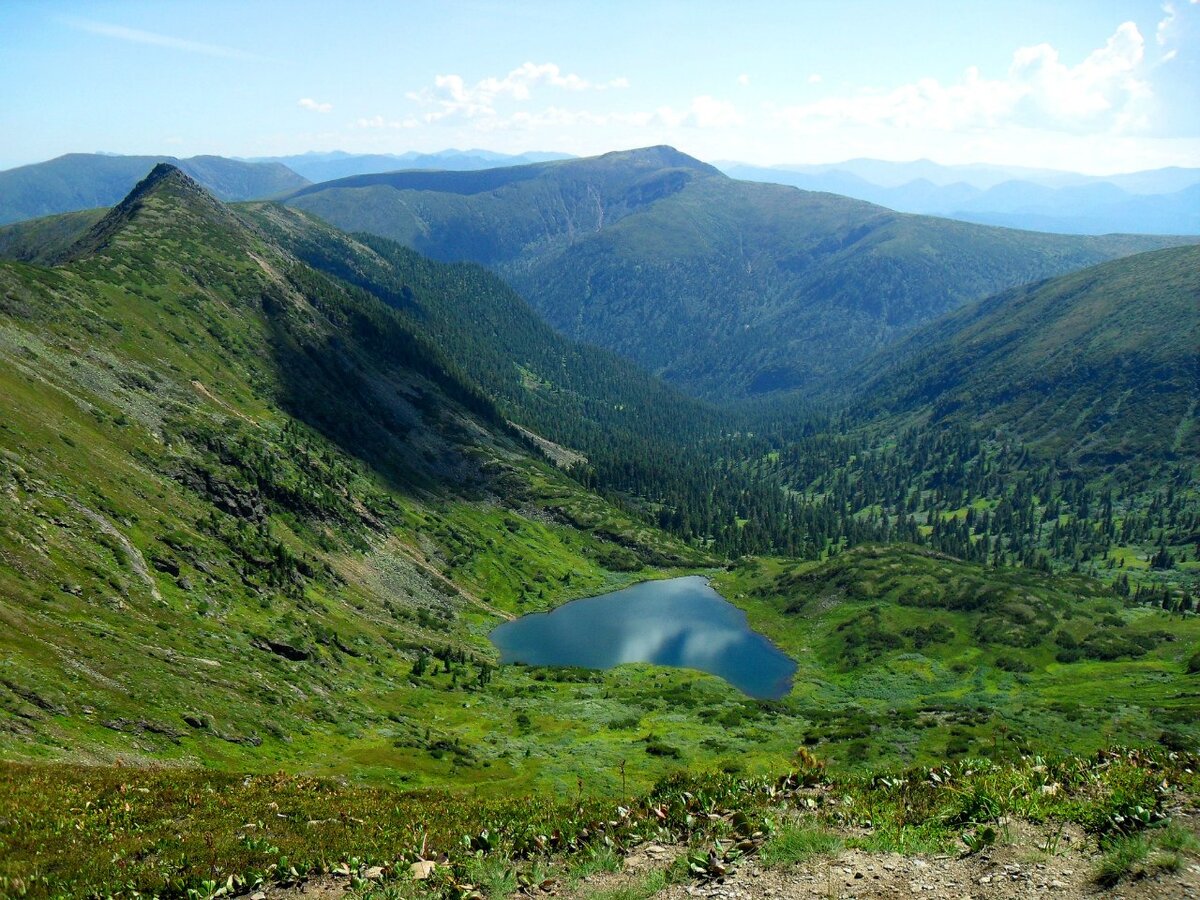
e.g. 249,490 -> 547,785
489,576 -> 795,699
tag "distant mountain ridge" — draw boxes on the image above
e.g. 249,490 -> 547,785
246,148 -> 575,182
0,152 -> 309,225
282,145 -> 1196,400
720,159 -> 1200,235
728,157 -> 1200,192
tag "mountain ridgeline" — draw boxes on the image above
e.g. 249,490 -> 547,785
720,160 -> 1200,236
0,152 -> 309,226
282,146 -> 1194,400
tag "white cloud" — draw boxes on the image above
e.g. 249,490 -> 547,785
61,16 -> 266,60
776,22 -> 1151,135
407,62 -> 629,123
807,73 -> 823,84
737,73 -> 751,87
298,97 -> 333,113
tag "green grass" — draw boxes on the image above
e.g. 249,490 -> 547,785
760,825 -> 844,867
580,868 -> 674,900
1092,828 -> 1198,887
3,749 -> 1197,899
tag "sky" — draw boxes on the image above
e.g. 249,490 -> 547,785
1,0 -> 1198,174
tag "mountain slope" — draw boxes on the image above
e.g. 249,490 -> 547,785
240,202 -> 721,450
0,164 -> 701,779
859,244 -> 1200,466
284,146 -> 1193,400
0,153 -> 309,224
0,207 -> 107,264
238,203 -> 815,555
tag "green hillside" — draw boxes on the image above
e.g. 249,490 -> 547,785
0,153 -> 309,225
4,541 -> 1199,897
0,164 -> 708,784
0,200 -> 846,560
0,208 -> 107,264
746,247 -> 1199,599
859,244 -> 1200,466
284,146 -> 1193,399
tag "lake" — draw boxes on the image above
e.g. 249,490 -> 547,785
488,575 -> 796,699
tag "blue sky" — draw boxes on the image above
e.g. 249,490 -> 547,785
1,0 -> 1197,173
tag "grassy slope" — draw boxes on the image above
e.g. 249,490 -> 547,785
0,165 -> 707,793
5,749 -> 1195,898
283,146 -> 1194,399
0,208 -> 107,264
855,244 -> 1200,466
0,153 -> 308,225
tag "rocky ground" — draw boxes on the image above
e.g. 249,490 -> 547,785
247,816 -> 1200,900
576,817 -> 1200,900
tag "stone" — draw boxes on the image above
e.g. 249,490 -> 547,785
410,860 -> 439,880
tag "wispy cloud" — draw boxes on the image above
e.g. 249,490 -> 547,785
61,17 -> 268,61
354,114 -> 419,129
1157,2 -> 1178,44
656,96 -> 744,128
298,97 -> 333,113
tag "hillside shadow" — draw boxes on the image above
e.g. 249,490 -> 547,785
261,278 -> 505,504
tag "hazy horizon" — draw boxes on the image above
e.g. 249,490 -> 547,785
2,0 -> 1198,175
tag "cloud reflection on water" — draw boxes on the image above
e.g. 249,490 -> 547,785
489,576 -> 796,699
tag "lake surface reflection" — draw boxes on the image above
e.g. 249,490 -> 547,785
489,575 -> 795,699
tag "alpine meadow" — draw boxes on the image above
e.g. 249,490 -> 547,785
1,3 -> 1199,899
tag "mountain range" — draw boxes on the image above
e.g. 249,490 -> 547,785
282,146 -> 1195,399
720,159 -> 1200,236
858,243 -> 1200,466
